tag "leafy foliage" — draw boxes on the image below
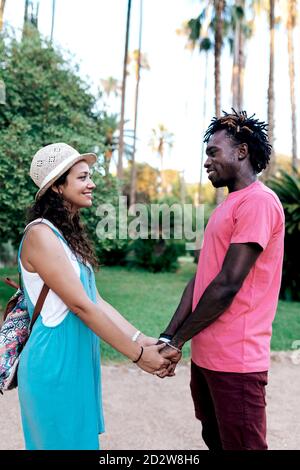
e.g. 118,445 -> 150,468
268,170 -> 300,300
0,28 -> 117,250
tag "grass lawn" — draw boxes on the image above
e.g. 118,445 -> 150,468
1,263 -> 299,361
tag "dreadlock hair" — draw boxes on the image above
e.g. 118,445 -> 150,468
203,109 -> 272,173
27,169 -> 99,270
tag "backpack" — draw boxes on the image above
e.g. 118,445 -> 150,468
0,225 -> 49,394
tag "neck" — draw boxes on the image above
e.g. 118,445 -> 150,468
227,174 -> 257,193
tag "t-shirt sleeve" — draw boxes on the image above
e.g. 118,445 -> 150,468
230,194 -> 283,250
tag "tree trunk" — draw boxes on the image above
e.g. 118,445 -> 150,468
118,0 -> 132,183
130,0 -> 143,206
265,0 -> 275,179
214,0 -> 225,204
199,52 -> 209,204
214,0 -> 224,118
287,0 -> 298,172
50,0 -> 56,42
23,0 -> 29,36
231,16 -> 240,110
0,0 -> 6,31
232,0 -> 245,112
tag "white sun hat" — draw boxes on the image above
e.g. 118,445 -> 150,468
30,142 -> 97,200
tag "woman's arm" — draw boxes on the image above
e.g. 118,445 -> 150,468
96,291 -> 157,346
22,225 -> 169,373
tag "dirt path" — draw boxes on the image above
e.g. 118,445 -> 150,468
1,353 -> 299,450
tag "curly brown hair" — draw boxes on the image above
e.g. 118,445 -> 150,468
27,170 -> 98,269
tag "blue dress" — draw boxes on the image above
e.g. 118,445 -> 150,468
17,224 -> 105,450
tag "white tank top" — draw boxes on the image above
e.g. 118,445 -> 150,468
19,218 -> 81,327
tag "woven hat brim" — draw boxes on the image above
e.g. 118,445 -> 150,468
35,153 -> 97,200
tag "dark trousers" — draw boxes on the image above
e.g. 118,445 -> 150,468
190,360 -> 268,450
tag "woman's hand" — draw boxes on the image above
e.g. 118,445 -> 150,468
136,343 -> 171,373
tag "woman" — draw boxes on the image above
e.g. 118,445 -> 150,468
17,142 -> 170,450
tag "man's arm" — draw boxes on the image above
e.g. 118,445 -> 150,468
160,275 -> 196,338
170,242 -> 262,349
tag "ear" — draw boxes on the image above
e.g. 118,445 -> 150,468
237,143 -> 249,161
51,185 -> 62,195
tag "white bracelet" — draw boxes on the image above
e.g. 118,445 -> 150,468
159,337 -> 171,343
167,343 -> 182,353
131,330 -> 141,342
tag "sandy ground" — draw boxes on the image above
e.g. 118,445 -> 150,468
0,352 -> 299,450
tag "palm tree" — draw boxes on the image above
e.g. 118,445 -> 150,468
100,76 -> 121,101
129,4 -> 150,204
214,0 -> 225,118
50,0 -> 55,42
214,0 -> 225,204
265,0 -> 276,178
101,113 -> 134,178
0,0 -> 6,31
23,0 -> 39,35
177,8 -> 213,203
118,0 -> 132,183
231,0 -> 247,111
286,0 -> 298,171
149,124 -> 174,193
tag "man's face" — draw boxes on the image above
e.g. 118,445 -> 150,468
204,129 -> 240,188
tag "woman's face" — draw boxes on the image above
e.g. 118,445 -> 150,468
54,160 -> 96,211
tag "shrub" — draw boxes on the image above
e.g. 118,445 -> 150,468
267,170 -> 300,300
131,238 -> 180,272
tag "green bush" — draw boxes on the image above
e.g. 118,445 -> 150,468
267,170 -> 300,301
0,28 -> 106,246
131,238 -> 180,272
0,28 -> 120,261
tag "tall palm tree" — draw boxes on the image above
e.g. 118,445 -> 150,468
0,0 -> 6,31
129,5 -> 149,204
231,0 -> 247,111
177,8 -> 213,203
100,76 -> 121,100
265,0 -> 276,178
23,0 -> 39,35
286,0 -> 298,171
118,0 -> 132,183
149,124 -> 174,193
50,0 -> 55,42
214,0 -> 225,204
129,0 -> 143,206
214,0 -> 225,118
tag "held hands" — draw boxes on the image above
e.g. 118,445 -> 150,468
155,343 -> 182,378
136,343 -> 171,374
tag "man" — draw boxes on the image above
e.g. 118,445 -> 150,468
158,110 -> 285,450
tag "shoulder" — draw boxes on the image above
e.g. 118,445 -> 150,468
239,182 -> 283,212
24,223 -> 61,250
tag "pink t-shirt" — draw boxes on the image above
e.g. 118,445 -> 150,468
191,180 -> 285,373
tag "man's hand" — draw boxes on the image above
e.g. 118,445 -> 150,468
155,344 -> 182,378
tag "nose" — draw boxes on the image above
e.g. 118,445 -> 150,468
87,178 -> 96,190
204,157 -> 211,169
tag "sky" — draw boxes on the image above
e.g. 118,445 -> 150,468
3,0 -> 300,183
